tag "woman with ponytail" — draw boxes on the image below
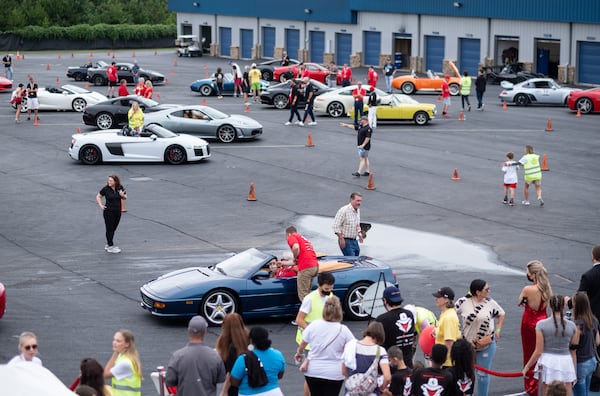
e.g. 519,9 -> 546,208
523,295 -> 577,396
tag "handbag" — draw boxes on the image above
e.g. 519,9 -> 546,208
474,334 -> 494,350
344,346 -> 381,396
243,351 -> 268,388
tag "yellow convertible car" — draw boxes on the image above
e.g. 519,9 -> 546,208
349,94 -> 436,125
392,61 -> 461,96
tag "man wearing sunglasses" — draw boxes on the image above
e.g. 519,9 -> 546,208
7,331 -> 42,365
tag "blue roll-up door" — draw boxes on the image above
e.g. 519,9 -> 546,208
425,35 -> 445,72
285,29 -> 300,59
336,33 -> 352,65
309,31 -> 325,63
363,31 -> 381,66
578,41 -> 600,84
262,27 -> 275,58
240,29 -> 253,59
459,38 -> 480,77
220,27 -> 232,57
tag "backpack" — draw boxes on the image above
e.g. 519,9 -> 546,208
243,351 -> 268,388
344,346 -> 381,396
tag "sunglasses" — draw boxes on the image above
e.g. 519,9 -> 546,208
24,344 -> 38,351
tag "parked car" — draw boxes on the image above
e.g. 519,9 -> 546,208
0,282 -> 5,319
0,76 -> 13,92
392,61 -> 461,95
87,62 -> 164,86
348,94 -> 436,125
313,85 -> 392,118
567,87 -> 600,114
69,123 -> 211,165
258,58 -> 301,81
12,84 -> 107,113
144,105 -> 263,143
499,78 -> 580,106
66,61 -> 104,81
175,35 -> 203,57
259,78 -> 331,109
190,72 -> 268,96
140,247 -> 397,326
272,62 -> 331,84
485,63 -> 544,85
82,95 -> 179,130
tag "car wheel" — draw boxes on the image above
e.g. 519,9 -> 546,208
72,98 -> 87,112
327,101 -> 345,118
343,282 -> 372,321
217,125 -> 236,143
79,145 -> 102,165
164,145 -> 187,164
201,289 -> 237,326
262,70 -> 273,81
74,73 -> 85,82
413,111 -> 430,126
20,101 -> 28,113
449,83 -> 460,96
273,94 -> 289,109
96,112 -> 114,130
199,85 -> 214,96
515,94 -> 529,106
279,74 -> 289,83
576,97 -> 593,114
92,75 -> 105,86
401,82 -> 415,95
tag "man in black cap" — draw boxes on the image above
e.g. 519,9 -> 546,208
375,286 -> 416,368
410,344 -> 453,395
165,315 -> 226,396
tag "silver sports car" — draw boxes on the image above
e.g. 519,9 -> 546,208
69,124 -> 211,165
499,78 -> 580,106
144,105 -> 263,143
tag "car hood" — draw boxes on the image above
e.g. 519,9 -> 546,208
143,69 -> 164,77
143,267 -> 225,298
227,114 -> 263,127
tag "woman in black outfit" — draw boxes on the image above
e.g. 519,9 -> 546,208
96,175 -> 127,253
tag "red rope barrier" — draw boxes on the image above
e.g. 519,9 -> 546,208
474,364 -> 523,377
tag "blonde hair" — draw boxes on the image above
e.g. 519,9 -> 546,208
117,329 -> 142,378
527,260 -> 553,302
322,296 -> 343,322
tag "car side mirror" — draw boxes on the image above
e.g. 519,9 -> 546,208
150,134 -> 157,140
252,270 -> 270,280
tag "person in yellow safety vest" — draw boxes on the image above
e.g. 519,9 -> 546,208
518,144 -> 544,206
460,70 -> 472,112
295,271 -> 335,396
104,329 -> 142,396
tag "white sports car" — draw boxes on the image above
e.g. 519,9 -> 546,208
69,124 -> 211,165
13,84 -> 107,112
313,85 -> 393,117
499,78 -> 580,106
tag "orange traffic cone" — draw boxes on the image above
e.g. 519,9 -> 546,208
57,53 -> 61,59
46,63 -> 51,70
16,51 -> 20,60
247,182 -> 257,201
84,81 -> 89,89
576,108 -> 581,117
245,103 -> 250,113
541,154 -> 549,171
502,101 -> 507,110
545,118 -> 553,132
366,173 -> 376,190
173,59 -> 178,67
132,50 -> 136,58
451,168 -> 461,180
56,77 -> 60,84
33,116 -> 39,126
169,69 -> 175,75
205,72 -> 209,78
203,64 -> 207,70
437,95 -> 441,103
156,92 -> 161,100
201,99 -> 207,106
458,111 -> 465,121
121,198 -> 127,212
306,133 -> 315,147
77,127 -> 81,134
164,78 -> 169,85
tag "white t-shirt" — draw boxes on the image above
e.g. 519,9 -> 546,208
302,320 -> 355,380
502,161 -> 519,184
7,355 -> 43,366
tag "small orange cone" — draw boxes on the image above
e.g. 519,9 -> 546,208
164,78 -> 169,85
57,53 -> 61,59
306,133 -> 315,147
576,108 -> 581,117
33,116 -> 39,126
247,182 -> 257,201
132,50 -> 136,58
77,127 -> 81,134
84,81 -> 89,89
437,95 -> 441,103
458,111 -> 465,121
16,50 -> 20,60
203,64 -> 207,70
245,103 -> 250,113
46,63 -> 51,70
541,154 -> 549,171
366,173 -> 376,190
205,72 -> 209,78
56,77 -> 60,84
156,92 -> 161,99
120,198 -> 127,212
202,99 -> 207,106
173,59 -> 178,67
451,168 -> 461,180
502,101 -> 507,110
545,118 -> 553,132
169,69 -> 175,75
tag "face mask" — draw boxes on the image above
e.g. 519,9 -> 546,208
527,274 -> 534,282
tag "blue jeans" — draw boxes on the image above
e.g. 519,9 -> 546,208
476,91 -> 484,108
573,357 -> 597,396
5,66 -> 12,81
475,340 -> 497,396
341,238 -> 360,256
354,101 -> 364,125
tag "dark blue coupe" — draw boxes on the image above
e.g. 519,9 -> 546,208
190,73 -> 269,97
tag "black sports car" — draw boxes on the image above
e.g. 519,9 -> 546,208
82,95 -> 178,130
258,58 -> 300,81
260,78 -> 332,109
485,63 -> 544,85
86,61 -> 165,86
66,61 -> 104,81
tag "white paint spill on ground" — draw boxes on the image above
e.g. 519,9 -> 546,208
293,215 -> 522,276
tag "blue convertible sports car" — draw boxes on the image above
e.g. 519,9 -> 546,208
140,248 -> 397,326
190,73 -> 269,97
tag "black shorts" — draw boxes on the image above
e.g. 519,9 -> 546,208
108,80 -> 117,87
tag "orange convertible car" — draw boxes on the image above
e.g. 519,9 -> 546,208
392,61 -> 461,96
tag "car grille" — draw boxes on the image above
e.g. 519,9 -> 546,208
251,129 -> 262,136
141,292 -> 154,308
194,146 -> 209,156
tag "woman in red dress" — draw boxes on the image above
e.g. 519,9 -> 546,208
518,260 -> 553,395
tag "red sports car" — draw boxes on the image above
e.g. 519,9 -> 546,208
0,76 -> 13,92
567,87 -> 600,114
272,62 -> 331,84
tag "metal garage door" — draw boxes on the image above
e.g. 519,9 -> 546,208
262,27 -> 275,58
578,41 -> 600,84
425,35 -> 445,73
336,33 -> 352,66
310,31 -> 325,63
285,29 -> 300,60
363,31 -> 381,66
459,38 -> 480,77
240,29 -> 253,59
220,27 -> 232,57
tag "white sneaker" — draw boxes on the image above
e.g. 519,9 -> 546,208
538,197 -> 544,206
297,121 -> 304,126
107,246 -> 121,253
308,121 -> 317,125
104,244 -> 110,251
521,200 -> 530,206
284,121 -> 292,125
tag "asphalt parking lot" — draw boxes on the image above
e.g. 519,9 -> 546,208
1,49 -> 599,395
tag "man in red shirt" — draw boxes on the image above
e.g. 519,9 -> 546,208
341,64 -> 352,87
352,82 -> 366,127
441,74 -> 451,117
286,225 -> 318,301
106,62 -> 118,98
366,66 -> 378,88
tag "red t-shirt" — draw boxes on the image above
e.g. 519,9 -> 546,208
118,85 -> 129,96
135,85 -> 146,97
341,67 -> 352,81
442,80 -> 450,98
144,87 -> 153,99
287,233 -> 318,271
275,267 -> 297,278
106,65 -> 118,82
352,87 -> 366,101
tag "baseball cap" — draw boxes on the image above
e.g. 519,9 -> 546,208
432,287 -> 455,300
383,286 -> 403,303
252,63 -> 257,68
444,74 -> 450,79
188,315 -> 207,334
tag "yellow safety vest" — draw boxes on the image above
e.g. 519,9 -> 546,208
415,306 -> 438,334
460,76 -> 472,95
296,290 -> 331,346
112,355 -> 141,396
522,153 -> 542,182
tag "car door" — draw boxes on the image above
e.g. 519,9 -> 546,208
120,135 -> 164,161
306,64 -> 326,83
118,65 -> 133,83
533,80 -> 554,103
241,267 -> 299,316
113,98 -> 135,125
170,109 -> 214,139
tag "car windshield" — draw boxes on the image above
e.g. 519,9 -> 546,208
200,106 -> 229,119
213,248 -> 272,278
63,85 -> 90,94
132,97 -> 160,107
391,95 -> 418,105
145,124 -> 178,138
